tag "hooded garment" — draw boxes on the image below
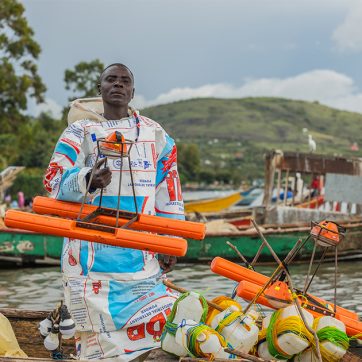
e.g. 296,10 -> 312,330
44,112 -> 184,361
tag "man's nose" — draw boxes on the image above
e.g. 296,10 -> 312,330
114,79 -> 123,87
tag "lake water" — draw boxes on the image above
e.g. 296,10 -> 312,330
0,261 -> 361,317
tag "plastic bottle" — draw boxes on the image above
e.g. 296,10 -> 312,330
295,316 -> 348,362
175,320 -> 232,359
161,292 -> 207,356
210,306 -> 259,353
258,305 -> 314,361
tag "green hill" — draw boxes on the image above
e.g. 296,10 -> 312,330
7,97 -> 362,196
142,97 -> 362,182
143,97 -> 362,153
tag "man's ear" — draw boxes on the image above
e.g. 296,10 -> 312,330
97,83 -> 101,95
132,88 -> 135,99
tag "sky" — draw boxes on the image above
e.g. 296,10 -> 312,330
21,0 -> 362,117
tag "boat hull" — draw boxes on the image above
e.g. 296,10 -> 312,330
1,220 -> 362,265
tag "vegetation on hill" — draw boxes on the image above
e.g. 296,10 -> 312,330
4,97 -> 362,198
142,97 -> 362,184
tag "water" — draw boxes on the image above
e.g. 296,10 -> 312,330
0,261 -> 360,317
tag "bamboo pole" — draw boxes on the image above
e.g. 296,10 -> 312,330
250,219 -> 323,362
163,279 -> 223,311
226,241 -> 251,268
180,358 -> 247,362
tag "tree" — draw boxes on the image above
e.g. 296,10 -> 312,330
0,0 -> 46,132
64,59 -> 104,101
177,143 -> 201,182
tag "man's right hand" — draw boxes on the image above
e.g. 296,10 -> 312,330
89,158 -> 112,189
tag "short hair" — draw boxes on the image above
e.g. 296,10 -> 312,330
99,63 -> 134,82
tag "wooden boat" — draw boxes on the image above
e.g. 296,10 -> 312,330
1,308 -> 361,361
2,217 -> 362,265
184,191 -> 242,213
0,307 -> 179,362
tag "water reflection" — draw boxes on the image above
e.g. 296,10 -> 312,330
0,261 -> 361,317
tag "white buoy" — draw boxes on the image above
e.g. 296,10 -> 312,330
59,305 -> 76,339
39,316 -> 53,337
44,325 -> 60,351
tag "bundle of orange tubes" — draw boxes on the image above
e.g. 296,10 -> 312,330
32,196 -> 205,240
211,257 -> 362,337
4,197 -> 206,257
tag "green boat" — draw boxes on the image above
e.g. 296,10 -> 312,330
0,228 -> 62,266
1,219 -> 362,266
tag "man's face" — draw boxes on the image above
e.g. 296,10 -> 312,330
99,66 -> 135,107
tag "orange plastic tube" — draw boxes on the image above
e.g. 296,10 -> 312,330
211,257 -> 359,321
32,196 -> 205,240
5,210 -> 187,257
210,256 -> 268,284
237,280 -> 276,309
236,280 -> 362,337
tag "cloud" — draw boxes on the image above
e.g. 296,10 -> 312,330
35,70 -> 362,118
133,69 -> 362,114
332,1 -> 362,52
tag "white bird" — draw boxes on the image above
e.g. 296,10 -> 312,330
308,134 -> 316,153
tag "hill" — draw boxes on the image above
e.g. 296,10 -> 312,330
7,97 -> 362,196
142,97 -> 362,181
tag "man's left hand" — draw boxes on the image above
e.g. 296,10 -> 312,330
158,254 -> 177,274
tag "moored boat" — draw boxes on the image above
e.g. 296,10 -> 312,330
1,306 -> 360,361
184,191 -> 242,213
0,308 -> 177,362
1,217 -> 362,266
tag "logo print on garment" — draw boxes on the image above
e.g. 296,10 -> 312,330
43,162 -> 63,192
113,159 -> 124,169
68,248 -> 77,266
161,145 -> 177,174
92,281 -> 102,294
143,161 -> 151,169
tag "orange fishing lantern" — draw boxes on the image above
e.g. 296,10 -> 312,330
310,220 -> 345,247
264,280 -> 292,309
99,131 -> 128,157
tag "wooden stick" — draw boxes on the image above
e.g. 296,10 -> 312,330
226,241 -> 251,268
163,279 -> 223,311
250,219 -> 323,362
180,358 -> 247,362
224,348 -> 275,362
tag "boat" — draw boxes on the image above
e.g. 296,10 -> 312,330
1,306 -> 360,362
2,217 -> 362,265
184,191 -> 242,213
0,308 -> 177,361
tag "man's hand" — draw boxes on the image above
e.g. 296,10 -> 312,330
89,158 -> 112,189
158,254 -> 177,274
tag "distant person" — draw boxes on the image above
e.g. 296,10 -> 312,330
310,175 -> 322,197
17,191 -> 25,208
44,63 -> 184,361
4,194 -> 11,207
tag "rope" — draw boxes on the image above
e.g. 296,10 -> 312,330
350,333 -> 362,340
215,311 -> 244,334
259,311 -> 351,362
205,296 -> 242,326
162,292 -> 208,338
185,323 -> 231,358
317,327 -> 349,350
309,317 -> 350,362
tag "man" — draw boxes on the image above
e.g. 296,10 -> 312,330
44,64 -> 184,361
